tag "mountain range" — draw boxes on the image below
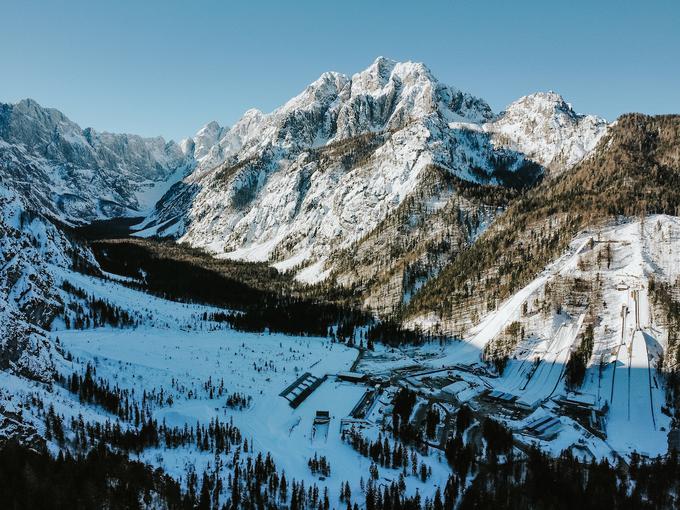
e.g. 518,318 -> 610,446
1,57 -> 609,316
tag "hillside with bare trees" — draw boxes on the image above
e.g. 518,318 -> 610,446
408,114 -> 680,332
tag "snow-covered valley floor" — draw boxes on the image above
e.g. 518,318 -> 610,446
8,309 -> 452,504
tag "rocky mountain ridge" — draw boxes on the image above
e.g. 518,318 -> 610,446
0,58 -> 609,317
138,58 -> 606,309
0,98 -> 193,224
127,57 -> 607,312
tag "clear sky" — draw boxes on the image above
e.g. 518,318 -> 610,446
2,0 -> 678,141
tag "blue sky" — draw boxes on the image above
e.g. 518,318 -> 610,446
2,0 -> 678,141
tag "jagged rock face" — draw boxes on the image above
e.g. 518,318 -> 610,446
0,99 -> 192,224
141,58 -> 553,288
329,166 -> 508,315
0,398 -> 44,450
0,185 -> 85,381
486,91 -> 608,174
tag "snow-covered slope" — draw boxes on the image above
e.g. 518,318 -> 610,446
141,58 -> 599,285
0,99 -> 193,224
486,91 -> 608,174
0,184 -> 88,382
328,165 -> 509,314
409,216 -> 680,459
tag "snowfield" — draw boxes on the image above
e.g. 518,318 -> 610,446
27,263 -> 456,502
45,325 -> 451,502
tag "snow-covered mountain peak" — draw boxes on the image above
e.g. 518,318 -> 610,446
487,91 -> 608,172
0,98 -> 192,223
242,108 -> 264,118
345,57 -> 492,125
199,120 -> 223,133
370,55 -> 397,71
351,56 -> 399,91
13,97 -> 68,120
278,70 -> 349,117
142,58 -> 544,274
502,91 -> 580,121
351,56 -> 440,93
190,120 -> 228,160
2,98 -> 87,154
184,108 -> 268,171
178,57 -> 495,175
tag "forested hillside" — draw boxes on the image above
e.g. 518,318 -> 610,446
408,114 -> 680,333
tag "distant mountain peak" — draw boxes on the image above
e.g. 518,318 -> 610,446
0,98 -> 192,222
502,91 -> 579,119
372,55 -> 397,67
141,59 -> 547,279
488,91 -> 608,172
200,120 -> 223,132
357,56 -> 399,85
